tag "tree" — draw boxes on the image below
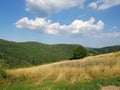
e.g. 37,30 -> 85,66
70,45 -> 88,60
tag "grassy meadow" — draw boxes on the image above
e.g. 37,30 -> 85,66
0,52 -> 119,90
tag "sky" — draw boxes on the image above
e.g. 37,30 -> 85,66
0,0 -> 120,48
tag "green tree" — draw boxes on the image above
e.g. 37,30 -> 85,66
71,45 -> 88,60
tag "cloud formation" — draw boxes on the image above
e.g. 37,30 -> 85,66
89,0 -> 120,10
15,17 -> 104,35
26,0 -> 85,17
90,32 -> 120,38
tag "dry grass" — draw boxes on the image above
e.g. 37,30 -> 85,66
101,86 -> 120,90
7,52 -> 120,83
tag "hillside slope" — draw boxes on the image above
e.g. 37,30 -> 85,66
94,45 -> 120,54
0,52 -> 120,90
0,39 -> 76,68
5,52 -> 120,90
8,52 -> 120,82
0,39 -> 120,68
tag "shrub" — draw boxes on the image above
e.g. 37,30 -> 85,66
0,68 -> 7,79
70,45 -> 88,60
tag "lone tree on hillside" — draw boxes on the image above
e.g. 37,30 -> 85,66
70,45 -> 88,60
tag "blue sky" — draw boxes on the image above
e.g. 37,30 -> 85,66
0,0 -> 120,47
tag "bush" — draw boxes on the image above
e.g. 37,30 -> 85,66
70,45 -> 88,60
0,68 -> 7,79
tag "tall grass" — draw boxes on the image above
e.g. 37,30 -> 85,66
7,52 -> 120,84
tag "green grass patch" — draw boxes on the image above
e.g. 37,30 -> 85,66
0,83 -> 34,90
0,77 -> 120,90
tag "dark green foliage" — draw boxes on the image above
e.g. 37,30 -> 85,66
87,48 -> 99,56
0,68 -> 7,79
71,45 -> 88,59
0,39 -> 76,68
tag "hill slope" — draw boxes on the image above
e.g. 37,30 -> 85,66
94,45 -> 120,54
0,39 -> 76,68
5,52 -> 120,90
0,39 -> 120,68
8,52 -> 120,82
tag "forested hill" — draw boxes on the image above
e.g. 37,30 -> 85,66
0,39 -> 76,68
94,45 -> 120,54
0,39 -> 120,68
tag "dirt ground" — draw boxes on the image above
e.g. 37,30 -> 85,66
101,86 -> 120,90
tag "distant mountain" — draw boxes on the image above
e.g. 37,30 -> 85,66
0,39 -> 120,68
93,46 -> 120,54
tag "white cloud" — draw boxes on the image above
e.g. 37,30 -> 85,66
89,0 -> 120,10
90,32 -> 120,38
89,2 -> 97,9
26,0 -> 85,17
15,17 -> 50,30
15,17 -> 104,35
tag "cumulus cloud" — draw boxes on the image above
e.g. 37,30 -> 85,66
26,0 -> 85,17
15,17 -> 104,35
89,0 -> 120,10
15,17 -> 50,30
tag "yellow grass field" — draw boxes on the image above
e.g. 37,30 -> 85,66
7,52 -> 120,84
